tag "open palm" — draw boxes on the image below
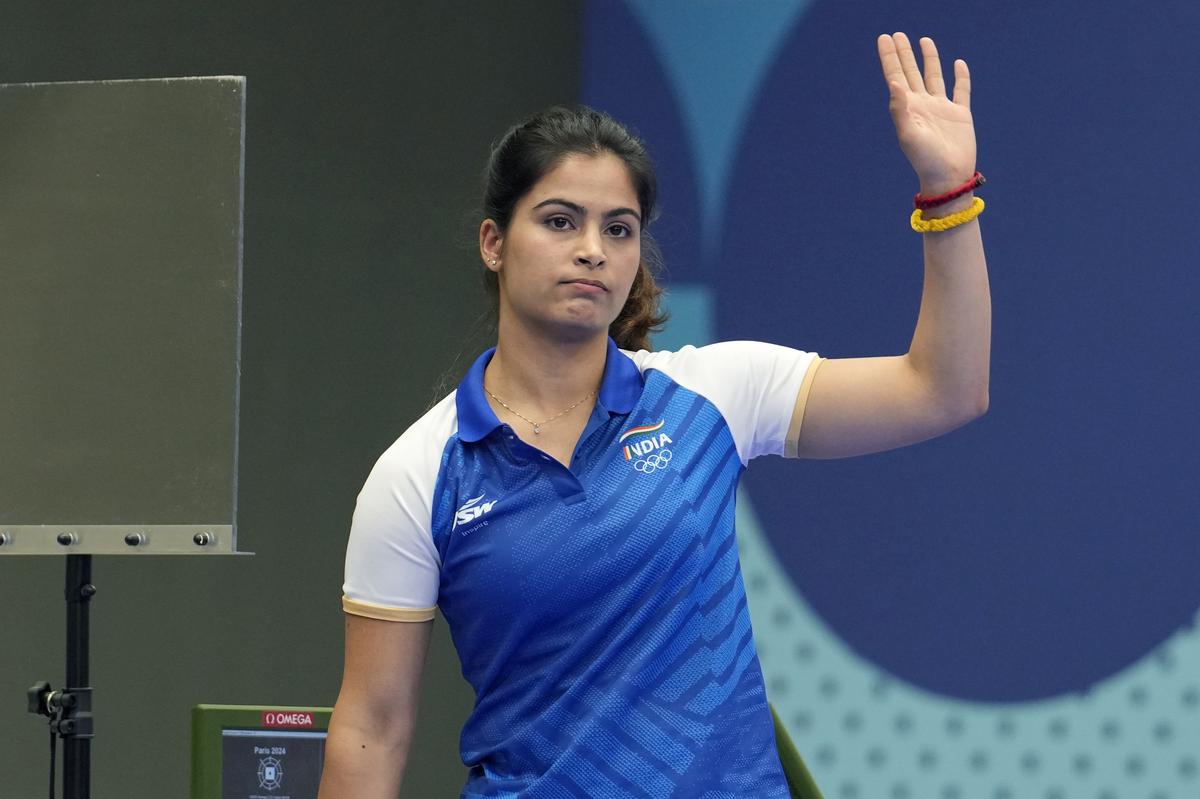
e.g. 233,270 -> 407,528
878,33 -> 976,195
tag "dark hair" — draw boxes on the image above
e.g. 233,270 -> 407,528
481,105 -> 667,351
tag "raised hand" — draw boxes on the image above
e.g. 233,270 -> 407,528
877,33 -> 976,195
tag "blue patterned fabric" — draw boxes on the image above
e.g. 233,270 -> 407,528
432,339 -> 790,798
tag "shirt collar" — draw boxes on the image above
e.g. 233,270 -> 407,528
456,337 -> 643,443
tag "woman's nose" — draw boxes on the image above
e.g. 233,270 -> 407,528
574,226 -> 606,268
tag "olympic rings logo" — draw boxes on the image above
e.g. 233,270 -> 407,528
633,449 -> 673,474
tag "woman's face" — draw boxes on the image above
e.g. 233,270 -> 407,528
484,152 -> 642,342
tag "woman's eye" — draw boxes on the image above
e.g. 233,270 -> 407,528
547,216 -> 572,230
608,223 -> 632,238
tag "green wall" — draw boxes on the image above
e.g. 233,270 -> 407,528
0,3 -> 580,796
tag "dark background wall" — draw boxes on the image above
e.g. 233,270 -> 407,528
0,2 -> 580,796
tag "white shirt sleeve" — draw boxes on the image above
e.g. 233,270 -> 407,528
341,394 -> 455,622
629,341 -> 819,465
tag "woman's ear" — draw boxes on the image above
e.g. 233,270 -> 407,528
480,219 -> 503,273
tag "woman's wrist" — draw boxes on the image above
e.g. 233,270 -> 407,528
914,170 -> 982,219
916,166 -> 976,196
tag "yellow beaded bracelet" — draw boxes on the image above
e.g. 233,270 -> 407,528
910,196 -> 985,233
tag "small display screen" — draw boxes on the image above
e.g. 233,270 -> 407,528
220,729 -> 326,799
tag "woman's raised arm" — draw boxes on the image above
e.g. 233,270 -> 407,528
794,33 -> 990,459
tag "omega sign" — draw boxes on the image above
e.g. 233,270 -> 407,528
261,710 -> 315,728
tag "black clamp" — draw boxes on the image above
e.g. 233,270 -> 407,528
27,681 -> 95,738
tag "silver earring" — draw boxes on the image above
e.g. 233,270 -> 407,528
489,259 -> 497,266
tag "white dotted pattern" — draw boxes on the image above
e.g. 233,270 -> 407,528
737,487 -> 1200,798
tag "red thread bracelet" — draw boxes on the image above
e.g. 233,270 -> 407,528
914,172 -> 986,210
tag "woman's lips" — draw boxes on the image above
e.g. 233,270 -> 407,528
563,279 -> 608,292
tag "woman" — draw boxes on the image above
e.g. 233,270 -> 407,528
319,32 -> 988,798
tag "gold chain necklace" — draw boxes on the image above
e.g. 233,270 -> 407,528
484,386 -> 595,435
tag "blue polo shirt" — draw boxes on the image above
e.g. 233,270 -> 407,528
344,338 -> 819,798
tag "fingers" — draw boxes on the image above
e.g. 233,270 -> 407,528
891,32 -> 926,92
919,37 -> 945,96
878,34 -> 966,103
952,59 -> 971,108
876,34 -> 909,97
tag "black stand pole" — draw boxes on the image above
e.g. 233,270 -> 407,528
63,554 -> 94,799
30,556 -> 97,798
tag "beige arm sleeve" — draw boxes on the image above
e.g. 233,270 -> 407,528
784,357 -> 826,459
342,596 -> 436,622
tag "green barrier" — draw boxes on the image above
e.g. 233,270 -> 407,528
191,704 -> 332,799
771,703 -> 825,799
